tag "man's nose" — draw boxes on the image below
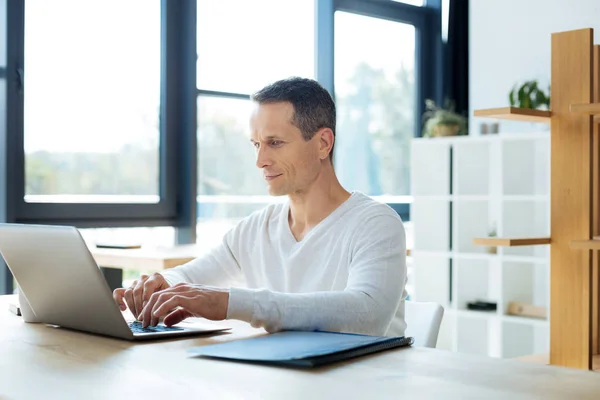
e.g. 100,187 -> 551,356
256,146 -> 272,169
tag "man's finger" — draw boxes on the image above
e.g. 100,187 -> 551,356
151,294 -> 193,327
139,286 -> 166,323
133,275 -> 149,318
140,285 -> 190,325
145,291 -> 175,327
113,288 -> 127,311
142,290 -> 174,327
141,273 -> 162,309
124,287 -> 136,316
163,308 -> 192,327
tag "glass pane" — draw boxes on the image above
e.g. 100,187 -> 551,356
334,11 -> 416,196
197,96 -> 276,250
197,96 -> 266,196
197,0 -> 314,94
24,1 -> 160,202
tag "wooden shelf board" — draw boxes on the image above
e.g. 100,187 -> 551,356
474,107 -> 552,123
570,240 -> 600,250
515,353 -> 600,372
570,102 -> 600,115
473,237 -> 551,247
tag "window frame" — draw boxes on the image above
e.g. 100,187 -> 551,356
4,0 -> 197,229
0,56 -> 8,293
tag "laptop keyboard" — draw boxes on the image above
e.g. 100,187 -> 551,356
128,321 -> 184,334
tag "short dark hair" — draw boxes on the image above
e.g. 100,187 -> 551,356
251,77 -> 336,160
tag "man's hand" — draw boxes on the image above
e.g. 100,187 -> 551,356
113,272 -> 171,319
138,283 -> 229,328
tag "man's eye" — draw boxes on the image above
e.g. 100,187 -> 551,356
271,141 -> 283,147
253,142 -> 260,149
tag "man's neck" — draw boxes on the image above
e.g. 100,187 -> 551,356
287,166 -> 351,241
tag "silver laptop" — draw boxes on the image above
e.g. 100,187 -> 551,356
0,223 -> 230,340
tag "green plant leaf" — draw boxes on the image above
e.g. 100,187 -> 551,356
517,84 -> 526,107
535,91 -> 546,109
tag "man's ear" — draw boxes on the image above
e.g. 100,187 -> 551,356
317,128 -> 334,160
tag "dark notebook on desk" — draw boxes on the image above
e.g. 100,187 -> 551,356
188,331 -> 414,368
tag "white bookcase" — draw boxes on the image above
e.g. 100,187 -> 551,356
410,132 -> 550,359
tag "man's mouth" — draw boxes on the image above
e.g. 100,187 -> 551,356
264,174 -> 282,181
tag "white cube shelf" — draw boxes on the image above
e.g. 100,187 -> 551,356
454,200 -> 491,254
411,141 -> 451,196
411,132 -> 550,359
412,199 -> 450,252
453,141 -> 492,195
412,253 -> 450,305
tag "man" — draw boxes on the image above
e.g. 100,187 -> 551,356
113,77 -> 408,337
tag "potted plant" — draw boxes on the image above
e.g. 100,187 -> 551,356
509,80 -> 550,110
422,98 -> 468,138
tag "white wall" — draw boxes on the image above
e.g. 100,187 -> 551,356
469,0 -> 600,134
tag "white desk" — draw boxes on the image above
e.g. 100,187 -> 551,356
1,295 -> 600,399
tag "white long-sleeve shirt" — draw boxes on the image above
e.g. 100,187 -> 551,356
160,191 -> 408,337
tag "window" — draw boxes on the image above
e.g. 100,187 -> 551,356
197,97 -> 263,197
196,0 -> 314,94
196,96 -> 273,248
331,0 -> 440,223
334,11 -> 416,198
24,0 -> 161,203
1,0 -> 445,294
196,0 -> 314,249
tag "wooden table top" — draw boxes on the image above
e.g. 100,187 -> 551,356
2,295 -> 600,399
90,244 -> 201,271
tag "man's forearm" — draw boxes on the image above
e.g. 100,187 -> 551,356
226,287 -> 402,336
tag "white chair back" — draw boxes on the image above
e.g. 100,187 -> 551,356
405,300 -> 444,348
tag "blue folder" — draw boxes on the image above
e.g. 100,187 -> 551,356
188,331 -> 414,367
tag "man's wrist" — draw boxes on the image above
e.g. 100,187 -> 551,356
226,287 -> 256,322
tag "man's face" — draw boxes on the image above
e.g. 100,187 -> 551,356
249,102 -> 322,196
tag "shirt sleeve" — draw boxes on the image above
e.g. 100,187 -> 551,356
159,226 -> 244,288
226,214 -> 407,336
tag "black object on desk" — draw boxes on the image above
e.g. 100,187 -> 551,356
95,243 -> 142,249
467,300 -> 497,312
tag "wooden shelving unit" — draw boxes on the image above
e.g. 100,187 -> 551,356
473,237 -> 551,247
472,28 -> 600,371
473,107 -> 552,123
570,102 -> 600,115
570,240 -> 600,250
